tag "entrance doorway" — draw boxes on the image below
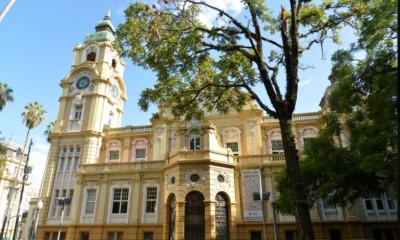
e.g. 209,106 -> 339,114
184,191 -> 205,240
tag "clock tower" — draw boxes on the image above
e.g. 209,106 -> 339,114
54,10 -> 126,135
38,12 -> 127,231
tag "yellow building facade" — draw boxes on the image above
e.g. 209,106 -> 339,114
34,13 -> 397,240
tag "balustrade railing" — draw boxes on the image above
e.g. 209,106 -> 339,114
81,160 -> 165,172
263,112 -> 321,123
235,154 -> 285,165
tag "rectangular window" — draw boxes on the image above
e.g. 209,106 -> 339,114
376,199 -> 384,210
80,232 -> 90,240
146,187 -> 157,213
271,140 -> 284,153
144,232 -> 153,240
364,198 -> 373,210
109,150 -> 119,161
76,146 -> 81,152
285,231 -> 298,240
85,189 -> 96,214
108,232 -> 124,240
226,142 -> 239,152
67,157 -> 72,170
329,230 -> 342,240
52,190 -> 60,216
112,188 -> 129,214
74,157 -> 80,170
44,232 -> 51,240
74,106 -> 83,120
59,158 -> 65,171
190,136 -> 200,150
250,231 -> 262,240
135,149 -> 146,159
323,196 -> 336,210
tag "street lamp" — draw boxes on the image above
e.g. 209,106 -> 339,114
56,198 -> 71,240
253,191 -> 279,240
12,139 -> 33,240
28,199 -> 43,240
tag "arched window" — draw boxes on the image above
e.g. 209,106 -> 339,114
82,44 -> 99,63
132,138 -> 148,161
86,51 -> 96,61
107,141 -> 121,162
112,59 -> 117,68
215,192 -> 230,240
189,129 -> 201,150
300,127 -> 318,148
268,129 -> 283,154
222,127 -> 242,156
185,191 -> 205,240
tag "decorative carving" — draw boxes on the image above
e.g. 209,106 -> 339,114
167,174 -> 176,190
184,169 -> 204,188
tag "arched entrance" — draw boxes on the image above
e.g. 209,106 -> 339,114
185,191 -> 205,240
168,194 -> 176,240
215,192 -> 230,240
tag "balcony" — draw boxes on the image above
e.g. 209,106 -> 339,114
235,154 -> 286,167
79,155 -> 286,173
80,160 -> 165,173
263,112 -> 321,123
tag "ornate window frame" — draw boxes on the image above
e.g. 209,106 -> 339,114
222,127 -> 242,156
299,126 -> 318,149
266,129 -> 284,154
132,138 -> 148,161
141,181 -> 160,223
107,140 -> 121,162
81,44 -> 99,63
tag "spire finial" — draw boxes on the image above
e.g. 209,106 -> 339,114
104,9 -> 111,20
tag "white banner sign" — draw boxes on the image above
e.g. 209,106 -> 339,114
241,169 -> 263,221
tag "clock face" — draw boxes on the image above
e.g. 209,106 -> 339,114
75,76 -> 91,90
110,85 -> 119,98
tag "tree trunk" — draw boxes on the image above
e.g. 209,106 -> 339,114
279,118 -> 315,240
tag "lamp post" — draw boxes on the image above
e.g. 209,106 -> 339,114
12,139 -> 33,240
28,199 -> 43,240
56,198 -> 71,240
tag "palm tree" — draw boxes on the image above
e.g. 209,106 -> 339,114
0,82 -> 14,111
21,101 -> 46,147
10,101 -> 46,239
44,121 -> 55,143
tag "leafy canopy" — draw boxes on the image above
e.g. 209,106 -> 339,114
115,0 -> 358,120
276,0 -> 398,214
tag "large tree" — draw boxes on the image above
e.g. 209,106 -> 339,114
0,82 -> 14,111
115,1 -> 360,239
276,0 -> 398,214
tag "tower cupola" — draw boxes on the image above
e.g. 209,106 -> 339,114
84,10 -> 115,43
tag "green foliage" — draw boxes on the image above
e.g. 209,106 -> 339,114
22,101 -> 46,130
115,0 -> 356,120
0,82 -> 14,111
115,1 -> 365,238
276,0 -> 398,213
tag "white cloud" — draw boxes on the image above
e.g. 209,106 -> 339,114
195,0 -> 245,28
299,78 -> 312,86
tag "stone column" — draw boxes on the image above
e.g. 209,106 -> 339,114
175,201 -> 185,240
204,200 -> 216,240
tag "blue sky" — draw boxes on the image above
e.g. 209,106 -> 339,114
0,0 -> 349,190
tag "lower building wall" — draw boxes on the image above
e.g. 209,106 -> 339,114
35,221 -> 397,240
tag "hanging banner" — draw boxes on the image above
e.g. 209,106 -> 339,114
241,169 -> 263,221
